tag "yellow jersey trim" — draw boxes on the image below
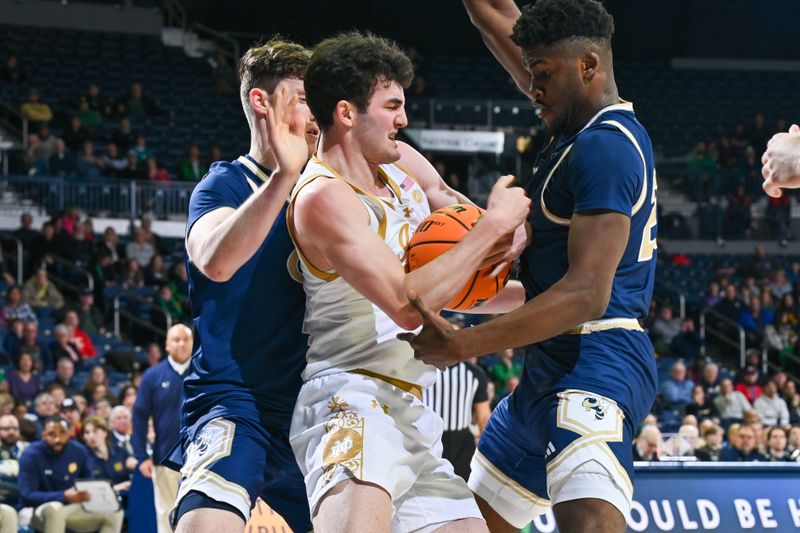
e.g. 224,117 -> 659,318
349,368 -> 423,401
393,161 -> 421,185
377,166 -> 403,200
565,317 -> 644,335
540,145 -> 574,227
474,449 -> 551,506
286,173 -> 341,282
236,155 -> 270,183
600,119 -> 648,216
306,157 -> 388,240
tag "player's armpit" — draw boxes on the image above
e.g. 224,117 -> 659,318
463,0 -> 530,96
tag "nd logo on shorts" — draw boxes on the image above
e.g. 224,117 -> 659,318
323,427 -> 362,466
321,396 -> 365,483
556,390 -> 623,441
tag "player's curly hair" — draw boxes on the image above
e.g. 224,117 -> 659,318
511,0 -> 614,49
238,37 -> 311,125
305,31 -> 414,131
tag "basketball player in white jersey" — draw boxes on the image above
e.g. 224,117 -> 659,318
287,32 -> 530,533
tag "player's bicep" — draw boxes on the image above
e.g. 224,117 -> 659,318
185,206 -> 235,264
295,183 -> 407,314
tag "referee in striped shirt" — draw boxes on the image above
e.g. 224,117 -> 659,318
423,359 -> 491,480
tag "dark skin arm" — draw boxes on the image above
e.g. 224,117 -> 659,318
399,211 -> 630,367
463,0 -> 530,95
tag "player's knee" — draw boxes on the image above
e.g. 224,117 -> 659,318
432,517 -> 489,533
553,498 -> 626,533
175,507 -> 245,533
314,479 -> 392,529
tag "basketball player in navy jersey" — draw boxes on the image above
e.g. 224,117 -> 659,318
402,1 -> 658,532
166,39 -> 318,533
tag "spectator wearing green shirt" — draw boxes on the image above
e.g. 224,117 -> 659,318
489,348 -> 522,396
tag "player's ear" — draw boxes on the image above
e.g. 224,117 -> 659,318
249,88 -> 269,118
581,52 -> 599,84
334,100 -> 354,128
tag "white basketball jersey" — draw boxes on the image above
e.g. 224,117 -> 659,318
288,156 -> 438,388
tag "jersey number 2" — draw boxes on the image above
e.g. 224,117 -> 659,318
638,174 -> 657,262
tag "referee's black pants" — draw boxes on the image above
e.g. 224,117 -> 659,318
441,428 -> 475,481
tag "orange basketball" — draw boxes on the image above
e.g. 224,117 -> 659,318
406,204 -> 511,311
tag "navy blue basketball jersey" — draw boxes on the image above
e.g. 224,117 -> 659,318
518,102 -> 658,421
182,155 -> 307,437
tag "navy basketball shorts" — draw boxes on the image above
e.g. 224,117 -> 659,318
469,388 -> 636,529
168,416 -> 312,532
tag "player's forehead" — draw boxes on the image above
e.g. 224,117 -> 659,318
522,45 -> 554,71
275,76 -> 306,96
367,77 -> 405,108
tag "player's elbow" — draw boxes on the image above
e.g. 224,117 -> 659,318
583,285 -> 612,320
391,305 -> 423,331
567,282 -> 610,321
197,256 -> 232,283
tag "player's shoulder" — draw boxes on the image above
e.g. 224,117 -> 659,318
575,120 -> 634,149
194,161 -> 245,190
572,121 -> 642,166
295,175 -> 361,218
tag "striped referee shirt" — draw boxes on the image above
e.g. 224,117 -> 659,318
423,361 -> 489,432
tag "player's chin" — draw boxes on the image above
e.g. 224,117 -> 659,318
538,108 -> 555,128
305,139 -> 318,157
383,145 -> 402,164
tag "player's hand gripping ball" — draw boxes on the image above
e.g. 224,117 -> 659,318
406,204 -> 511,311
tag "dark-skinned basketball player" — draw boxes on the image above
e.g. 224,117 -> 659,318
400,1 -> 658,532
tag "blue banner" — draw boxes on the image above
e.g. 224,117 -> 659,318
528,463 -> 800,532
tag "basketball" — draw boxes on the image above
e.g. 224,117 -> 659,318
406,204 -> 511,311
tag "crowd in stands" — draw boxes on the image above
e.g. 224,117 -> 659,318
635,244 -> 800,462
3,51 -> 219,183
0,206 -> 192,528
2,20 -> 800,532
676,113 -> 796,244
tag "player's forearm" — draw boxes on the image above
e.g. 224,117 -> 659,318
456,277 -> 608,358
197,170 -> 296,281
463,0 -> 529,95
463,280 -> 525,314
464,0 -> 521,29
397,215 -> 508,326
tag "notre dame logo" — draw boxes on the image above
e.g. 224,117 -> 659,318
582,396 -> 606,421
398,223 -> 411,262
323,427 -> 363,466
